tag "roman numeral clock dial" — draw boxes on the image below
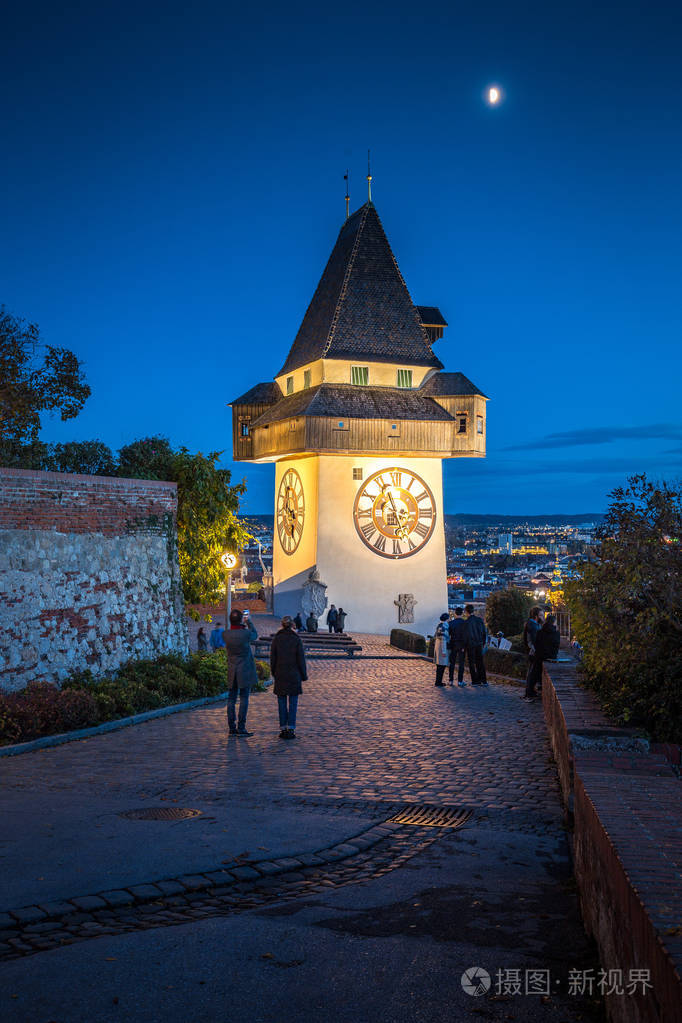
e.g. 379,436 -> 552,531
353,468 -> 436,559
277,468 -> 305,555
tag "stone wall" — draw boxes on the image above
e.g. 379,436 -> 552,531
0,468 -> 188,690
542,661 -> 682,1023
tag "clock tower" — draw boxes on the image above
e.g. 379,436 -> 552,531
231,201 -> 487,636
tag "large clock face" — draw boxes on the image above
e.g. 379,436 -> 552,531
353,467 -> 436,559
277,467 -> 305,555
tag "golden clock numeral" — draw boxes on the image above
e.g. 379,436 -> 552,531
414,490 -> 428,503
360,523 -> 376,543
392,539 -> 401,555
405,476 -> 415,490
419,508 -> 433,519
390,471 -> 402,486
374,534 -> 387,553
357,508 -> 371,519
407,536 -> 416,551
414,521 -> 430,539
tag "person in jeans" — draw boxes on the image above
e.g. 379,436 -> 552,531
448,606 -> 467,686
270,615 -> 307,739
326,605 -> 338,633
223,609 -> 258,736
464,604 -> 488,686
523,613 -> 560,702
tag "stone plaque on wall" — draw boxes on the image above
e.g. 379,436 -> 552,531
394,593 -> 417,624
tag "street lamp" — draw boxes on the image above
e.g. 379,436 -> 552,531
220,552 -> 238,628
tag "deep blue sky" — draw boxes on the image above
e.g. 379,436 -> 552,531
3,0 -> 681,514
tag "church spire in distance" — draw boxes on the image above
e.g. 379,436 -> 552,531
367,149 -> 372,204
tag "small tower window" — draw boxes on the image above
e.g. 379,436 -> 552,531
396,369 -> 412,388
352,467 -> 363,480
303,369 -> 311,389
286,376 -> 294,395
457,414 -> 467,434
240,422 -> 250,437
477,415 -> 484,435
351,365 -> 369,386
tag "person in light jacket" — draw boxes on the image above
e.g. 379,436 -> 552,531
270,616 -> 308,739
434,613 -> 450,687
223,609 -> 258,736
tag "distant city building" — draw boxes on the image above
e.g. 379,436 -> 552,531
498,533 -> 513,554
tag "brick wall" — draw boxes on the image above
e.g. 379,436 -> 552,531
0,468 -> 188,690
542,661 -> 682,1023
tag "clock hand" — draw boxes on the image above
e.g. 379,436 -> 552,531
383,485 -> 410,539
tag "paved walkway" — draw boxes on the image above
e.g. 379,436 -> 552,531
1,637 -> 604,1022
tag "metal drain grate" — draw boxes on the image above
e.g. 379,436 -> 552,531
119,807 -> 203,821
387,805 -> 472,829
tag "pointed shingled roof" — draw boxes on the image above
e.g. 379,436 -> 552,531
278,203 -> 443,376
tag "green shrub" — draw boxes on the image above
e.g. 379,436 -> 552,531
0,696 -> 21,744
0,682 -> 98,744
390,629 -> 427,654
507,634 -> 526,654
191,652 -> 228,696
486,589 -> 535,637
565,475 -> 682,741
0,646 -> 272,746
484,648 -> 527,679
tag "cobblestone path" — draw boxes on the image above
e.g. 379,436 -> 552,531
1,640 -> 602,1022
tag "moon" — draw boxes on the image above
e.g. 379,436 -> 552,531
486,85 -> 503,106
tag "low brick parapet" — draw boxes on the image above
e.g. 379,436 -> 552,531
543,660 -> 682,1023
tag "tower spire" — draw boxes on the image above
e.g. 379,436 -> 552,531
367,149 -> 372,203
344,170 -> 350,220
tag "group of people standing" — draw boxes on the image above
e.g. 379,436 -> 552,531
522,607 -> 560,701
325,605 -> 348,633
432,603 -> 561,698
433,604 -> 489,688
210,609 -> 307,739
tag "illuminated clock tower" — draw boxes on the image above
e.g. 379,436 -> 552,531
231,199 -> 487,636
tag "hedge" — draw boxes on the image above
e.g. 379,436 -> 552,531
0,651 -> 271,747
390,629 -> 427,654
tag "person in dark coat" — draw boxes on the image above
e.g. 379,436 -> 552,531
448,607 -> 467,686
197,627 -> 208,652
335,607 -> 348,633
293,612 -> 303,631
523,613 -> 560,701
270,616 -> 307,739
326,605 -> 338,633
223,609 -> 258,735
464,604 -> 488,686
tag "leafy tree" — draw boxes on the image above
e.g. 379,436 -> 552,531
565,474 -> 682,741
0,306 -> 90,442
48,440 -> 117,476
170,446 -> 250,604
117,436 -> 174,481
0,437 -> 52,470
486,587 -> 535,636
0,437 -> 116,475
118,436 -> 250,604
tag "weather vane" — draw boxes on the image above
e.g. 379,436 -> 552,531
367,149 -> 372,203
344,169 -> 350,220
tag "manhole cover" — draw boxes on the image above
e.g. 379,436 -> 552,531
119,807 -> 203,821
388,805 -> 472,828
